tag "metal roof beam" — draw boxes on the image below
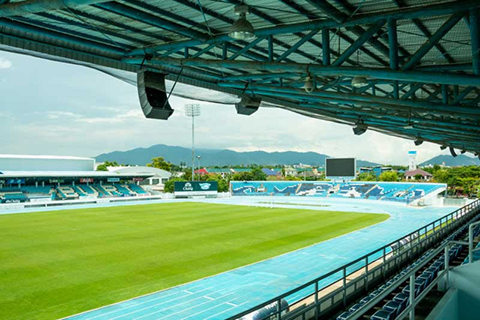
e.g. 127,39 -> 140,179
229,37 -> 265,60
451,86 -> 475,105
96,2 -> 207,41
0,18 -> 125,56
392,0 -> 455,64
96,2 -> 267,62
306,0 -> 394,61
0,0 -> 109,17
332,19 -> 386,66
276,30 -> 318,62
215,81 -> 480,117
171,0 -> 318,63
403,13 -> 463,70
281,0 -> 384,66
30,12 -> 150,47
401,83 -> 424,100
131,57 -> 480,87
129,0 -> 480,58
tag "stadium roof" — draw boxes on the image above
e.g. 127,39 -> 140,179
0,171 -> 153,178
0,154 -> 93,161
0,0 -> 479,155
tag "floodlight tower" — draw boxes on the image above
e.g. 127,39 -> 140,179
185,104 -> 201,180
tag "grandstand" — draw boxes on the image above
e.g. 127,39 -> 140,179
0,155 -> 155,205
231,181 -> 447,205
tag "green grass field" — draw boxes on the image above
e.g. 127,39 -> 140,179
0,202 -> 388,320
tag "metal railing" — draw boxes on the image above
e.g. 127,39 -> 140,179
349,214 -> 480,320
227,200 -> 480,320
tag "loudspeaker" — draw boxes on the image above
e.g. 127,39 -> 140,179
449,147 -> 458,157
235,95 -> 261,115
137,71 -> 174,120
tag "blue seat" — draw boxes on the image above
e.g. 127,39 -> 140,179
371,309 -> 394,320
402,284 -> 421,297
337,311 -> 351,320
393,292 -> 409,304
349,303 -> 364,312
383,300 -> 405,317
360,296 -> 373,304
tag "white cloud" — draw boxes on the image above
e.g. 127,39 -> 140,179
47,111 -> 83,119
0,57 -> 12,69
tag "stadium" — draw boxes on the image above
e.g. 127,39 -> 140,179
1,1 -> 480,320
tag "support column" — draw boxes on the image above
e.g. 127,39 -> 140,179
471,9 -> 480,75
388,18 -> 399,99
442,84 -> 449,104
322,28 -> 330,66
268,35 -> 273,62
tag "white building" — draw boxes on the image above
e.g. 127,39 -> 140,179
408,150 -> 417,171
107,166 -> 172,190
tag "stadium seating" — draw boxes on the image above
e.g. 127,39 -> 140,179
0,191 -> 28,203
128,184 -> 148,195
57,186 -> 79,199
231,181 -> 446,203
78,185 -> 97,196
331,218 -> 480,320
0,184 -> 150,203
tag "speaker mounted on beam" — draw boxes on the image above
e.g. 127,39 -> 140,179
137,71 -> 174,120
235,95 -> 261,116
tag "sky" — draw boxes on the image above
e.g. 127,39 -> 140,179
0,51 -> 461,165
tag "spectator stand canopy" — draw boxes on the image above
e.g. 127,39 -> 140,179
1,1 -> 479,154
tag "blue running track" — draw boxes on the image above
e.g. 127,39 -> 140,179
16,197 -> 453,320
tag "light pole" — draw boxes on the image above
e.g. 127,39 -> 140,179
196,155 -> 202,180
185,104 -> 200,181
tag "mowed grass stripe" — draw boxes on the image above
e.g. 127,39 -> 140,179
0,202 -> 388,320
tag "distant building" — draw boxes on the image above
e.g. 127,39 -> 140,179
284,166 -> 297,176
404,169 -> 433,181
262,168 -> 281,177
408,150 -> 417,171
107,166 -> 171,188
204,168 -> 232,178
232,168 -> 252,173
372,166 -> 392,177
194,168 -> 209,176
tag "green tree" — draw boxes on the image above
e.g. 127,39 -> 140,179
96,161 -> 119,171
356,172 -> 377,181
433,169 -> 449,183
147,157 -> 172,171
379,171 -> 398,182
251,167 -> 267,181
414,173 -> 423,181
163,177 -> 186,193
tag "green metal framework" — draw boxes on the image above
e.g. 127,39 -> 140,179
0,0 -> 479,154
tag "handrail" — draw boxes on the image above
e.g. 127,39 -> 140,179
227,199 -> 480,320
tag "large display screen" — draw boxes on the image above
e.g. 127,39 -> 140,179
325,158 -> 356,178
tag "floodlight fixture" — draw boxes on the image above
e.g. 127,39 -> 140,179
304,75 -> 315,93
353,123 -> 368,136
229,5 -> 255,40
440,145 -> 447,150
351,76 -> 368,88
414,137 -> 423,146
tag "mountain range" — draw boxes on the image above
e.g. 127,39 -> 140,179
419,154 -> 480,167
95,144 -> 480,168
95,144 -> 379,167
